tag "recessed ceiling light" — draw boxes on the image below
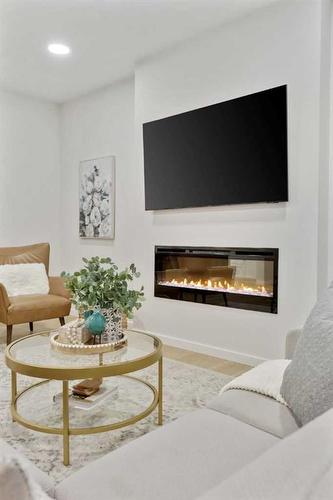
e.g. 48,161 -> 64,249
48,43 -> 71,55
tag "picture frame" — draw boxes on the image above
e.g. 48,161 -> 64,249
79,156 -> 115,239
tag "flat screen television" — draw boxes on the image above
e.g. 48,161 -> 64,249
143,85 -> 288,210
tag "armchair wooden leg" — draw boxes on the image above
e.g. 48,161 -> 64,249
59,317 -> 65,327
29,322 -> 33,333
7,325 -> 13,345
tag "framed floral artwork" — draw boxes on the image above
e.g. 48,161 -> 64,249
79,156 -> 115,239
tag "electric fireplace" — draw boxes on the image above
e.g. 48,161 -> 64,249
154,246 -> 278,313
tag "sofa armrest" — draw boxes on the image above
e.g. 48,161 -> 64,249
285,329 -> 302,359
0,282 -> 10,322
48,276 -> 71,299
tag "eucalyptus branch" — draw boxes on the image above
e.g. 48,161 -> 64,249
61,256 -> 144,318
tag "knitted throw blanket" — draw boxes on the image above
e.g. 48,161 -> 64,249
220,359 -> 291,406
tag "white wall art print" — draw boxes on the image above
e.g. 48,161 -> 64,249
79,156 -> 115,239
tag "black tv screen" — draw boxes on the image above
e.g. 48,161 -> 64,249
143,85 -> 288,210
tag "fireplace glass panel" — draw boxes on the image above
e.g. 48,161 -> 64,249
155,247 -> 278,313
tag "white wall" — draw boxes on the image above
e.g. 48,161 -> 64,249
60,80 -> 136,272
60,1 -> 326,363
325,5 -> 333,285
134,0 -> 323,362
317,0 -> 331,293
0,90 -> 62,273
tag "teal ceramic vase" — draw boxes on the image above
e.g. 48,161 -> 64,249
85,310 -> 106,335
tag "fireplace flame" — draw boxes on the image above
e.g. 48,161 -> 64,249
159,278 -> 273,297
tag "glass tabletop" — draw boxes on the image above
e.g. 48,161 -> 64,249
16,376 -> 155,430
6,330 -> 162,378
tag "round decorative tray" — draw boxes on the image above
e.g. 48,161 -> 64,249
50,332 -> 128,355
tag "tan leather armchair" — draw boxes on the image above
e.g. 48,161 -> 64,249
0,243 -> 71,344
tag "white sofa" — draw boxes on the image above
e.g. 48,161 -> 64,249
3,329 -> 330,500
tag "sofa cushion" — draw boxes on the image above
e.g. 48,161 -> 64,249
281,283 -> 333,425
198,408 -> 333,500
0,439 -> 54,495
7,294 -> 71,324
55,408 -> 277,500
208,389 -> 298,438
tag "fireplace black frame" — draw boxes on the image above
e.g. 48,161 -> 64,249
154,246 -> 279,314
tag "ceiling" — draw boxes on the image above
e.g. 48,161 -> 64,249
0,0 -> 278,103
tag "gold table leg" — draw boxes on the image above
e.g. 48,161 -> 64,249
11,371 -> 17,422
158,357 -> 163,425
63,381 -> 70,466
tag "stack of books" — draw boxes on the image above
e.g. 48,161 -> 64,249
53,384 -> 118,411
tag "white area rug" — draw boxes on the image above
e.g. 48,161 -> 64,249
0,344 -> 232,484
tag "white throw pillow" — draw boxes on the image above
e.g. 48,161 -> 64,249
0,458 -> 52,500
0,263 -> 49,296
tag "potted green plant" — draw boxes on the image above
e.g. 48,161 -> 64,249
61,257 -> 144,341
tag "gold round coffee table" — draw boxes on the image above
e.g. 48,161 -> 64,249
5,330 -> 163,465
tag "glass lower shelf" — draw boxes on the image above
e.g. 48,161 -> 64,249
16,376 -> 155,429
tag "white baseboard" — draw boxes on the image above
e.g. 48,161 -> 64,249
132,327 -> 266,366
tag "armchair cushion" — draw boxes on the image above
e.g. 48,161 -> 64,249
0,243 -> 71,329
0,243 -> 50,273
7,294 -> 71,325
0,263 -> 49,297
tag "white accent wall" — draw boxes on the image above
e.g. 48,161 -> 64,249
0,90 -> 62,273
60,81 -> 136,271
60,1 -> 329,363
134,1 -> 323,363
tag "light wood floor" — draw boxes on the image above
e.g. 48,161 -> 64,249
1,318 -> 251,377
163,344 -> 250,376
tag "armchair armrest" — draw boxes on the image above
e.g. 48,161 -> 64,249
48,276 -> 71,300
0,282 -> 10,322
